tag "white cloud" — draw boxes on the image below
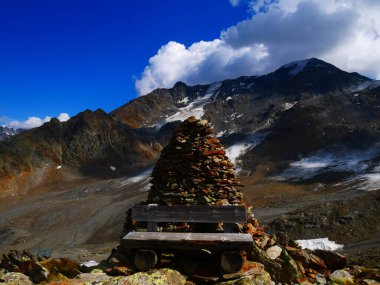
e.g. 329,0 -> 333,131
7,113 -> 70,129
57,113 -> 70,122
135,40 -> 269,95
230,0 -> 241,7
8,116 -> 51,129
249,0 -> 278,13
136,0 -> 380,96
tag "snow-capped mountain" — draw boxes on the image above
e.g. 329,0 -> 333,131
0,126 -> 21,141
1,58 -> 380,193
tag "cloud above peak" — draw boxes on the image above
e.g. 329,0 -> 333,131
7,113 -> 70,129
136,0 -> 380,96
135,40 -> 269,95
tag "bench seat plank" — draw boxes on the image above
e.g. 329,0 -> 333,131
122,232 -> 253,251
132,205 -> 247,223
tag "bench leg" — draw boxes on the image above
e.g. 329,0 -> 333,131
134,249 -> 158,271
220,251 -> 243,274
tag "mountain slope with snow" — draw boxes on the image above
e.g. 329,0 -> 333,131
1,58 -> 380,195
0,126 -> 22,141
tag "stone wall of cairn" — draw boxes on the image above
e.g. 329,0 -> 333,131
147,116 -> 243,206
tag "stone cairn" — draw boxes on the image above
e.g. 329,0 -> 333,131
147,116 -> 243,206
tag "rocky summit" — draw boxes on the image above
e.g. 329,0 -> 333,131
148,116 -> 243,206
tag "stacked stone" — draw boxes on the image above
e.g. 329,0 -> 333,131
147,116 -> 243,206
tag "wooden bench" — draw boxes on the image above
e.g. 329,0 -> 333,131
121,204 -> 253,273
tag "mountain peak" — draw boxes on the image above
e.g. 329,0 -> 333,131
172,81 -> 188,89
278,58 -> 330,76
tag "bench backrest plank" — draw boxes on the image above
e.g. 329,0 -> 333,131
132,205 -> 247,224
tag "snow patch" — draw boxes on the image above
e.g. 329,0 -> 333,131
340,163 -> 380,191
282,59 -> 309,76
346,80 -> 380,93
117,168 -> 152,192
296,238 -> 344,251
283,101 -> 298,110
275,143 -> 380,181
162,82 -> 221,125
178,97 -> 189,104
81,261 -> 99,268
225,132 -> 268,170
216,130 -> 227,137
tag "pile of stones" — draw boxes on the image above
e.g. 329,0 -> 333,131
147,116 -> 243,206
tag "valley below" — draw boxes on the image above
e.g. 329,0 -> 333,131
1,166 -> 378,269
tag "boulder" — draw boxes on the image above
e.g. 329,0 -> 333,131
222,261 -> 265,279
312,249 -> 347,271
121,268 -> 186,285
39,258 -> 81,278
329,269 -> 355,285
278,249 -> 301,283
0,250 -> 49,284
350,266 -> 380,283
286,246 -> 327,270
265,246 -> 282,260
218,261 -> 272,285
75,272 -> 111,283
217,275 -> 271,285
0,272 -> 33,285
0,269 -> 5,282
315,273 -> 327,284
49,270 -> 184,285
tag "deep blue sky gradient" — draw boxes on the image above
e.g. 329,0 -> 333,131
0,0 -> 249,122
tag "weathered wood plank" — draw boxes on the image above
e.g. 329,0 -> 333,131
122,232 -> 253,251
132,205 -> 247,223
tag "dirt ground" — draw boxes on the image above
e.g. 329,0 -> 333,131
0,168 -> 379,267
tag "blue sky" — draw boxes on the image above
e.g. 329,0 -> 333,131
0,0 -> 248,126
1,0 -> 380,128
